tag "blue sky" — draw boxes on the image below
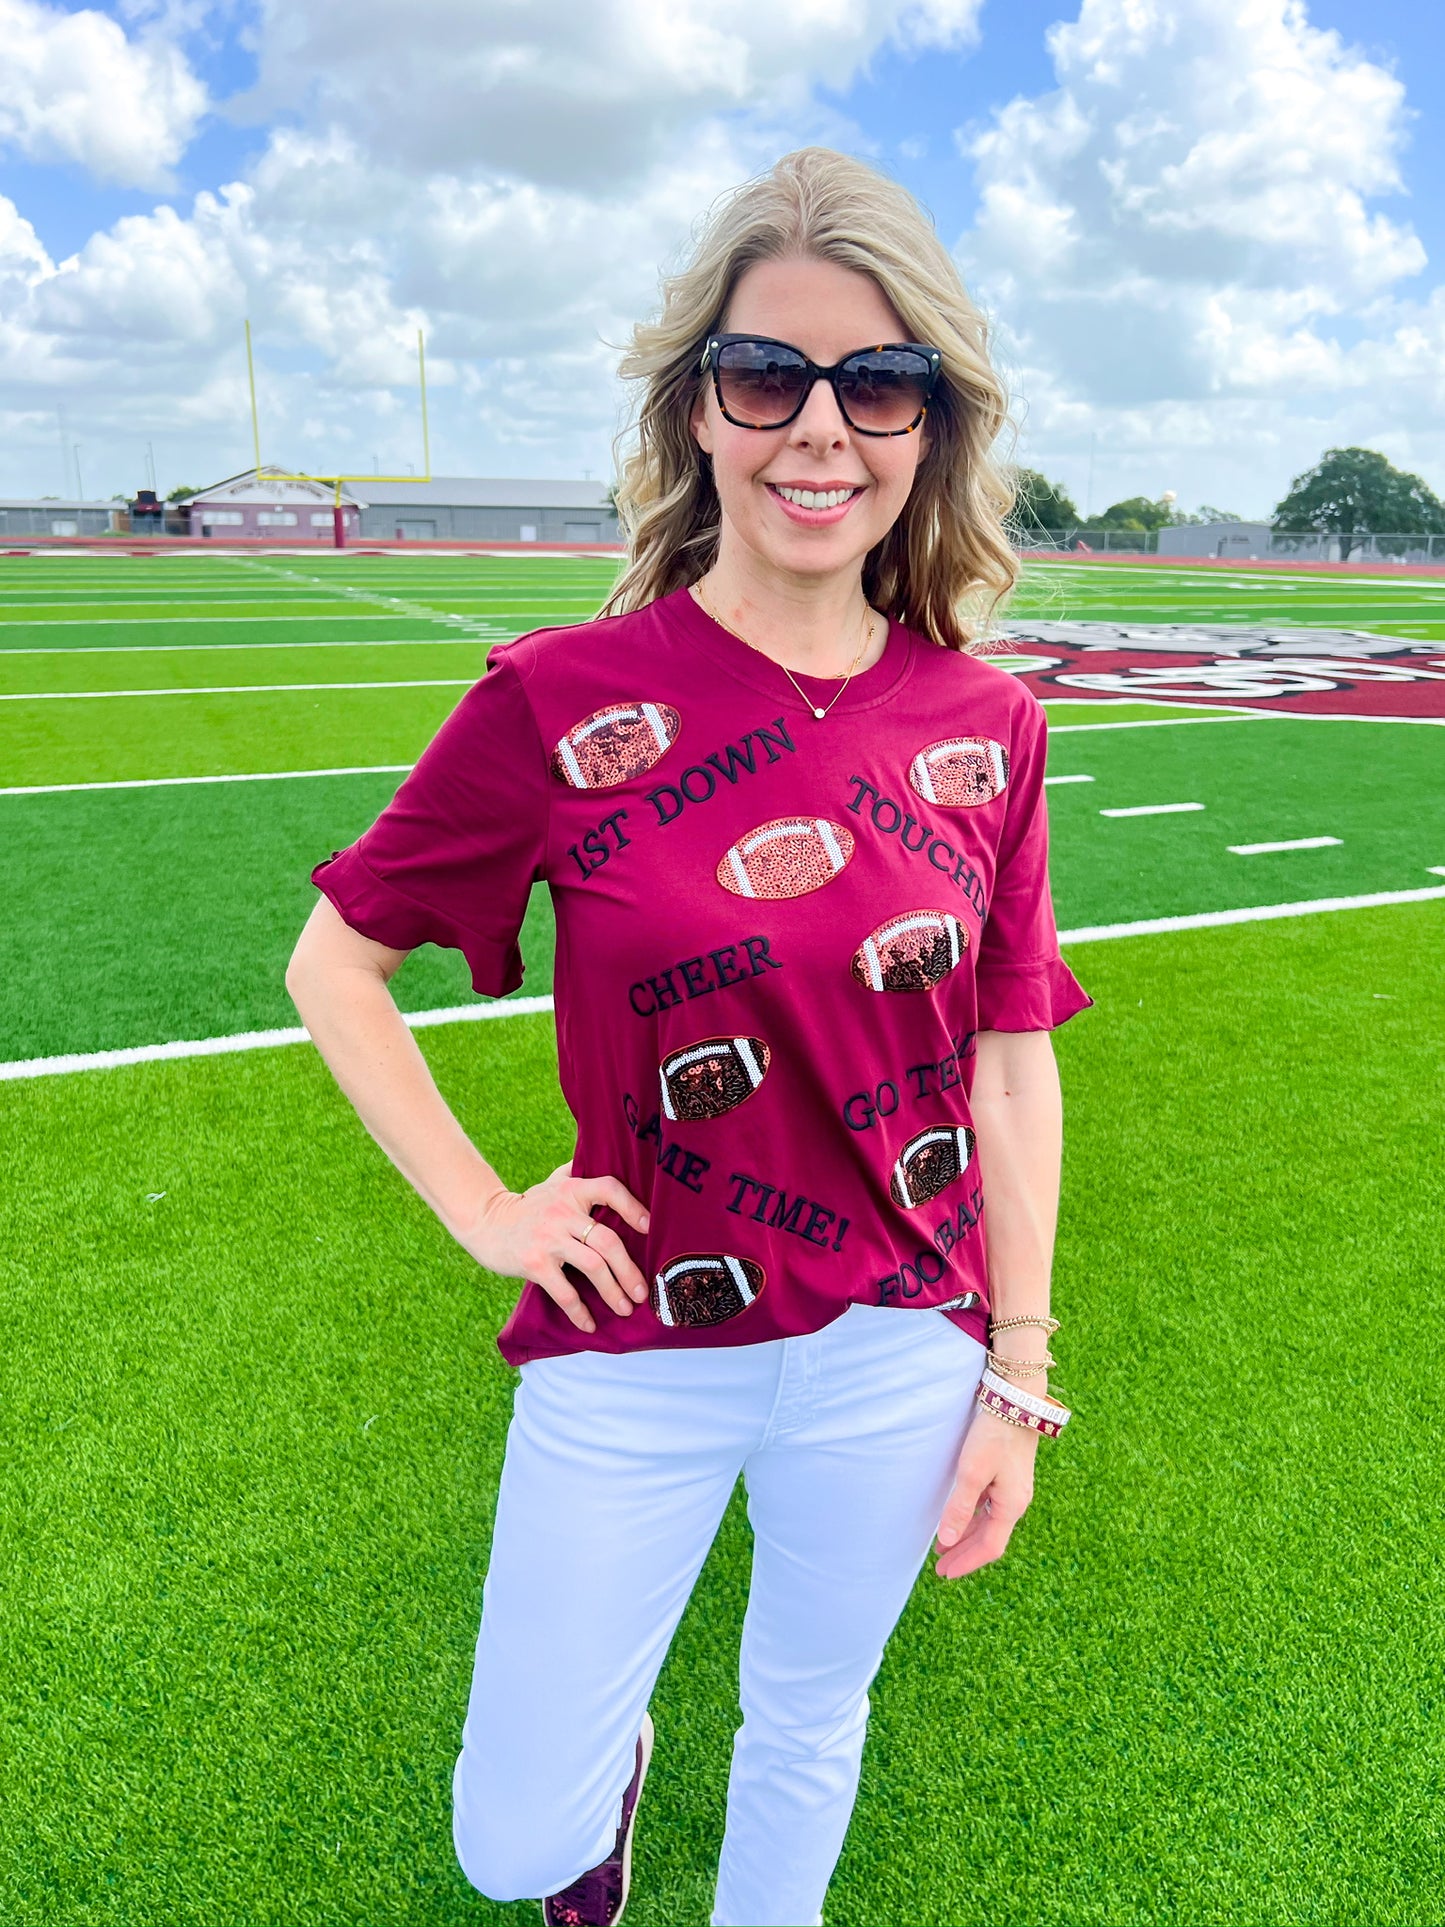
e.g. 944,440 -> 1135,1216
2,0 -> 1442,514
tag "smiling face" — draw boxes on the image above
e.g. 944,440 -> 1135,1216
690,254 -> 931,592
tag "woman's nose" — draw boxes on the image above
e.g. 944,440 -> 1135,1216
789,376 -> 849,448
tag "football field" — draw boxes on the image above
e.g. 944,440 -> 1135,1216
4,552 -> 1444,1925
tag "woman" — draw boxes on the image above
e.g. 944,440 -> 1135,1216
286,145 -> 1092,1927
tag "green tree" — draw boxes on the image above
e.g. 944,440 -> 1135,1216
1273,446 -> 1445,559
1097,494 -> 1176,531
1169,502 -> 1245,526
166,485 -> 205,502
1011,468 -> 1080,538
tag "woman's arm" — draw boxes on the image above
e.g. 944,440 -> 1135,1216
934,1026 -> 1062,1579
285,894 -> 651,1333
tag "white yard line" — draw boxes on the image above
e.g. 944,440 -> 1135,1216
1048,712 -> 1264,731
1044,773 -> 1094,784
1049,709 -> 1445,730
1056,885 -> 1445,942
1100,802 -> 1206,817
1,765 -> 411,798
233,556 -> 518,641
1229,836 -> 1343,854
0,996 -> 559,1082
0,614 -> 504,633
7,885 -> 1442,1082
0,679 -> 474,701
0,635 -> 498,656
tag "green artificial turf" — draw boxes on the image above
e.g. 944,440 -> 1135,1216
3,902 -> 1443,1924
0,641 -> 493,697
0,619 -> 482,658
0,775 -> 556,1062
5,715 -> 1440,1063
3,683 -> 469,788
1008,561 -> 1445,637
5,552 -> 1445,1925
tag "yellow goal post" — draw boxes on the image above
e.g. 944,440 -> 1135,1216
243,319 -> 431,542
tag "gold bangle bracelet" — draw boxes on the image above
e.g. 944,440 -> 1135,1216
986,1350 -> 1056,1374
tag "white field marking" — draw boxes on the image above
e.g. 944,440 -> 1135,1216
1100,802 -> 1205,817
1021,562 -> 1445,590
11,886 -> 1445,1083
0,996 -> 559,1082
1056,886 -> 1445,944
1429,867 -> 1445,877
0,635 -> 500,657
1044,773 -> 1095,784
232,555 -> 533,641
1,765 -> 411,798
0,598 -> 357,609
0,678 -> 474,701
1047,712 -> 1265,732
0,615 -> 507,634
1229,836 -> 1343,855
1049,709 -> 1445,730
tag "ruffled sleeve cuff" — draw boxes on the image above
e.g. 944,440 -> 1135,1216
311,845 -> 525,999
975,954 -> 1094,1032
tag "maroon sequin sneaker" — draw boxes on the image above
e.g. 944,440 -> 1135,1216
541,1711 -> 654,1927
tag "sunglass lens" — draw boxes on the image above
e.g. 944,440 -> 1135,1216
838,350 -> 933,431
716,341 -> 810,426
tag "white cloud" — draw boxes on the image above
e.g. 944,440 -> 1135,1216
239,0 -> 981,187
1,2 -> 988,489
956,0 -> 1445,512
0,0 -> 207,188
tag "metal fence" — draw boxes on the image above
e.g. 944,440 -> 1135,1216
1016,527 -> 1445,562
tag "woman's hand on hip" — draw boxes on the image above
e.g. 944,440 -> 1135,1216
933,1408 -> 1039,1580
456,1162 -> 652,1333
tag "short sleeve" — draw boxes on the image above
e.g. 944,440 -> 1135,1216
310,644 -> 549,998
973,694 -> 1094,1032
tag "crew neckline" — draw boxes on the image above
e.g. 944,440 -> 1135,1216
662,581 -> 917,716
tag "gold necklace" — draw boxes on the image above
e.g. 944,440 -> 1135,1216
694,579 -> 875,721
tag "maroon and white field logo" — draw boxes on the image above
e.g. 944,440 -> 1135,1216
991,622 -> 1445,721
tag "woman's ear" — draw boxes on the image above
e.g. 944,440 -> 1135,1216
690,387 -> 714,458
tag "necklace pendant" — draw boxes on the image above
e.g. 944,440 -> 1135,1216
813,706 -> 826,720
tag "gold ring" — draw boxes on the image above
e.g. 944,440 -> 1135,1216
578,1220 -> 597,1246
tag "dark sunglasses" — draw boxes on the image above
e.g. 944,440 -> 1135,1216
700,332 -> 943,437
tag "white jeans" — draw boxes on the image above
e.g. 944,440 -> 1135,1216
452,1301 -> 988,1926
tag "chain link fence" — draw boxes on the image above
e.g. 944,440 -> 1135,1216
1016,527 -> 1445,562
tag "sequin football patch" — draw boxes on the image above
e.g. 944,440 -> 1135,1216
550,702 -> 682,789
651,1253 -> 765,1328
716,818 -> 855,899
659,1036 -> 771,1122
889,1124 -> 977,1209
908,738 -> 1009,808
850,910 -> 967,992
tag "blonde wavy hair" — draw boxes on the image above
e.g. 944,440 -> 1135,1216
600,145 -> 1018,653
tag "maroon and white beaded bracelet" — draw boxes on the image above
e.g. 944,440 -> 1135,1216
975,1366 -> 1073,1438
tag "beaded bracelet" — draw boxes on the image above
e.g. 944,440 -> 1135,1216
985,1349 -> 1057,1377
987,1314 -> 1061,1338
975,1379 -> 1071,1439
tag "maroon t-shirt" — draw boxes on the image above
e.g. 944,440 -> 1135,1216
311,583 -> 1093,1366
